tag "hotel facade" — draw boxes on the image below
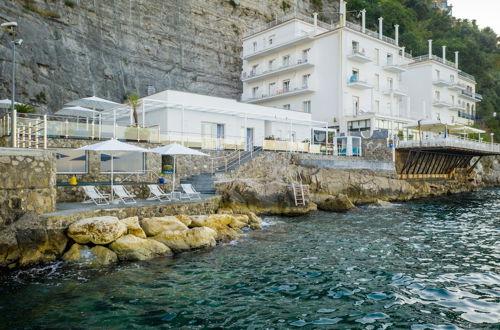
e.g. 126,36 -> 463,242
240,0 -> 480,137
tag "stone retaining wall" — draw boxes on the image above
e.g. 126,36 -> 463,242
45,138 -> 234,201
362,138 -> 393,161
0,148 -> 56,224
43,196 -> 223,228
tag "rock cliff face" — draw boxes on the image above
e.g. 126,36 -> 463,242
215,153 -> 494,214
0,0 -> 337,112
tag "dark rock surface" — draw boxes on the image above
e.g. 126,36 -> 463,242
0,0 -> 337,112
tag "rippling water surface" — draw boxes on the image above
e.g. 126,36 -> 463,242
1,188 -> 499,329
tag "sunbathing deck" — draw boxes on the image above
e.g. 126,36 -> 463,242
42,194 -> 219,218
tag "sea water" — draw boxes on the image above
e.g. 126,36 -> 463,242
0,188 -> 499,328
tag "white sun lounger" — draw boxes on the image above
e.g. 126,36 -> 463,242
82,186 -> 110,206
181,184 -> 202,200
112,185 -> 136,204
147,184 -> 171,202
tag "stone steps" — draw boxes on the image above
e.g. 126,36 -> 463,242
181,148 -> 262,194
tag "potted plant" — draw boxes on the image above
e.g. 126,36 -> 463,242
162,164 -> 173,174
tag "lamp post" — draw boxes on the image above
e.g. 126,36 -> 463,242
1,22 -> 22,147
490,133 -> 494,145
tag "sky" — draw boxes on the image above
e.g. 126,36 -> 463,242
450,0 -> 500,33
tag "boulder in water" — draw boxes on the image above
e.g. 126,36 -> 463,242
62,244 -> 118,266
120,216 -> 146,238
372,199 -> 392,207
317,194 -> 356,212
109,234 -> 172,261
153,227 -> 217,252
140,216 -> 188,236
67,216 -> 127,245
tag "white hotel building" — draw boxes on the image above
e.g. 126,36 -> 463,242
240,0 -> 480,136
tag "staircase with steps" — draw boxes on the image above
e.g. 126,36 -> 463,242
180,147 -> 263,194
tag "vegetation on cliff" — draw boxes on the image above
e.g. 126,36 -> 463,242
346,0 -> 499,140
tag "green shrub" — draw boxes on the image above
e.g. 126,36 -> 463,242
64,1 -> 75,8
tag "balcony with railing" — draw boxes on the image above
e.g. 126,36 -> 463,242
383,60 -> 407,73
458,71 -> 476,82
347,76 -> 372,89
347,49 -> 372,63
241,58 -> 313,83
413,54 -> 457,69
459,89 -> 482,102
433,78 -> 452,87
447,82 -> 463,91
345,21 -> 397,46
243,32 -> 316,60
243,12 -> 335,38
458,111 -> 477,120
383,85 -> 408,97
448,103 -> 465,111
433,99 -> 452,108
243,84 -> 314,103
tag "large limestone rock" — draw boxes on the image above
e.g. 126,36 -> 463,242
372,199 -> 392,207
109,235 -> 172,261
246,211 -> 263,230
62,244 -> 118,266
216,179 -> 317,215
175,215 -> 192,227
67,216 -> 127,245
140,216 -> 188,236
317,194 -> 357,212
190,214 -> 248,242
120,216 -> 146,238
153,227 -> 217,252
0,212 -> 68,268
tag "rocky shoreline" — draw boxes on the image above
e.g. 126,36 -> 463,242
0,210 -> 262,270
215,153 -> 500,214
1,152 -> 498,271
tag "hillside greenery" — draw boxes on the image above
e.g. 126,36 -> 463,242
344,0 -> 499,140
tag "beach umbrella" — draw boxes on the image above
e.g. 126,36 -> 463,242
149,143 -> 209,194
66,96 -> 120,111
77,139 -> 148,201
55,106 -> 99,118
0,98 -> 24,109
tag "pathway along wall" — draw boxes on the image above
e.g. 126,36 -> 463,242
0,148 -> 56,226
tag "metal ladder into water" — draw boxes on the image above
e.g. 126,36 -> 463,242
290,172 -> 309,207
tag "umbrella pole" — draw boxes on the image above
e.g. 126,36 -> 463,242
172,155 -> 176,194
111,152 -> 114,201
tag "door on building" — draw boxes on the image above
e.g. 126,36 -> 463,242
245,128 -> 254,151
216,124 -> 225,150
353,96 -> 360,116
202,122 -> 225,150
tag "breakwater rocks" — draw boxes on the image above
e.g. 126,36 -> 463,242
0,211 -> 262,270
215,153 -> 497,215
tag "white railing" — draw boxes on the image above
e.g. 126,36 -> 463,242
5,112 -> 161,148
413,54 -> 457,69
243,85 -> 312,102
398,136 -> 500,154
243,12 -> 336,38
459,71 -> 476,81
241,58 -> 310,80
158,131 -> 245,151
243,32 -> 314,58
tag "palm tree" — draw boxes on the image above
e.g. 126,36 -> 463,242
14,104 -> 36,114
126,93 -> 141,126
